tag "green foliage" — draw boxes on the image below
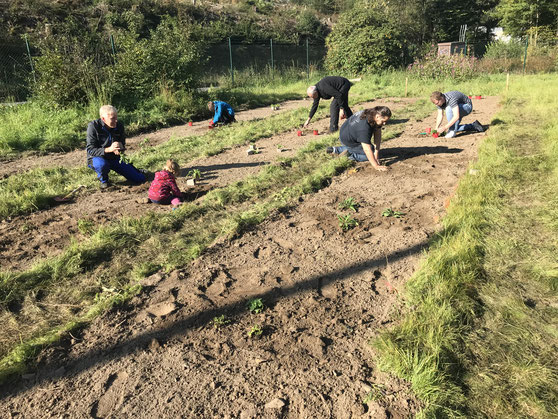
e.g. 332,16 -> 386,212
338,197 -> 359,212
77,218 -> 95,235
212,314 -> 231,328
483,39 -> 525,59
381,208 -> 404,218
494,0 -> 558,38
407,49 -> 478,81
324,6 -> 404,74
337,214 -> 358,231
109,16 -> 206,104
247,324 -> 263,338
187,169 -> 202,180
247,297 -> 265,314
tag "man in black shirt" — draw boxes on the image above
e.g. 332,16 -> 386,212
86,105 -> 146,189
304,76 -> 353,133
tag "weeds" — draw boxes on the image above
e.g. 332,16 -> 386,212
212,315 -> 231,329
187,169 -> 202,180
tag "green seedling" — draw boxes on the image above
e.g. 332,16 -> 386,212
276,144 -> 284,149
338,197 -> 360,212
247,298 -> 265,314
338,214 -> 359,231
119,152 -> 131,164
212,315 -> 231,328
381,208 -> 405,218
362,383 -> 387,404
248,324 -> 263,338
187,169 -> 202,180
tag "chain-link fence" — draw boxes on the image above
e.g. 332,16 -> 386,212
0,38 -> 34,102
0,36 -> 327,102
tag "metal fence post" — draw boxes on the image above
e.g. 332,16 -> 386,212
306,38 -> 309,82
24,35 -> 36,84
270,38 -> 274,80
228,37 -> 234,86
110,34 -> 117,63
522,37 -> 529,74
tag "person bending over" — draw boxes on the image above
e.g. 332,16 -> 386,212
430,90 -> 484,138
304,76 -> 353,133
208,100 -> 236,127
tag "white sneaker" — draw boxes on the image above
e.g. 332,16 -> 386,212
445,131 -> 456,138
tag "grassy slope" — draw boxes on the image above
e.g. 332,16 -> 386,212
375,74 -> 558,417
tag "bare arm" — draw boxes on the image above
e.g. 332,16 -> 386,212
441,106 -> 460,132
435,109 -> 444,132
362,142 -> 388,171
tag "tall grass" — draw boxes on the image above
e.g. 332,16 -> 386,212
375,73 -> 558,417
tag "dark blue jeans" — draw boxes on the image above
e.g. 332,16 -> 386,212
89,157 -> 146,184
332,144 -> 369,162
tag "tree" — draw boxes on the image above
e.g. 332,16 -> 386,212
324,5 -> 404,74
494,0 -> 558,38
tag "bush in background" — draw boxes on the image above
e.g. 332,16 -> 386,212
324,6 -> 404,74
407,49 -> 477,80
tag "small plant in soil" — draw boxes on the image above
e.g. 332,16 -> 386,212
247,298 -> 265,314
381,208 -> 405,218
338,197 -> 360,212
338,214 -> 359,231
276,144 -> 283,150
187,169 -> 202,180
212,315 -> 231,328
247,324 -> 263,338
362,383 -> 386,404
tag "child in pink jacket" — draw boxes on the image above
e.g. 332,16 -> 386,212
148,160 -> 183,206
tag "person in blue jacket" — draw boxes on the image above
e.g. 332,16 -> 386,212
86,105 -> 146,189
208,100 -> 236,127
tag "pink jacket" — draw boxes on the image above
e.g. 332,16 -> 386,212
148,170 -> 182,202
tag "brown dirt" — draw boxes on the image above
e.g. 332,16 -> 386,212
0,96 -> 500,418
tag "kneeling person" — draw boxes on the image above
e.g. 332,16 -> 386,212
328,106 -> 391,172
86,105 -> 146,189
148,159 -> 183,207
208,100 -> 236,127
430,90 -> 484,138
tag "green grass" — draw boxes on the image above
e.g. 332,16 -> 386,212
375,73 -> 558,417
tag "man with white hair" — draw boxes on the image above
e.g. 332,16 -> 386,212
304,76 -> 353,133
86,105 -> 146,189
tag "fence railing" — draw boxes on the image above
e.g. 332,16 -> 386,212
0,36 -> 327,102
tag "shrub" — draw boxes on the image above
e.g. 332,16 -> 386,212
483,39 -> 524,59
324,6 -> 404,74
407,49 -> 477,80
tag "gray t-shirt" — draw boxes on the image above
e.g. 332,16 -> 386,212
339,111 -> 375,149
438,90 -> 472,110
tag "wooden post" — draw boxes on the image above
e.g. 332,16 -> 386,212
506,73 -> 509,93
405,77 -> 408,97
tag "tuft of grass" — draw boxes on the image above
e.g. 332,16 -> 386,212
338,197 -> 360,212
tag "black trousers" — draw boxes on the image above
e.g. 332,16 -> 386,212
329,81 -> 353,132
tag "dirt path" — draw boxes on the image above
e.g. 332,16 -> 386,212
0,99 -> 413,272
1,97 -> 499,417
0,99 -> 308,179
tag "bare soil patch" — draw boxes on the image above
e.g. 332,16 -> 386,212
1,96 -> 499,417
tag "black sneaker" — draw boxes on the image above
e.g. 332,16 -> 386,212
472,120 -> 484,132
326,147 -> 335,154
100,182 -> 110,190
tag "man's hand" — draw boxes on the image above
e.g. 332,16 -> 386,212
105,142 -> 122,155
374,165 -> 389,172
303,118 -> 311,128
